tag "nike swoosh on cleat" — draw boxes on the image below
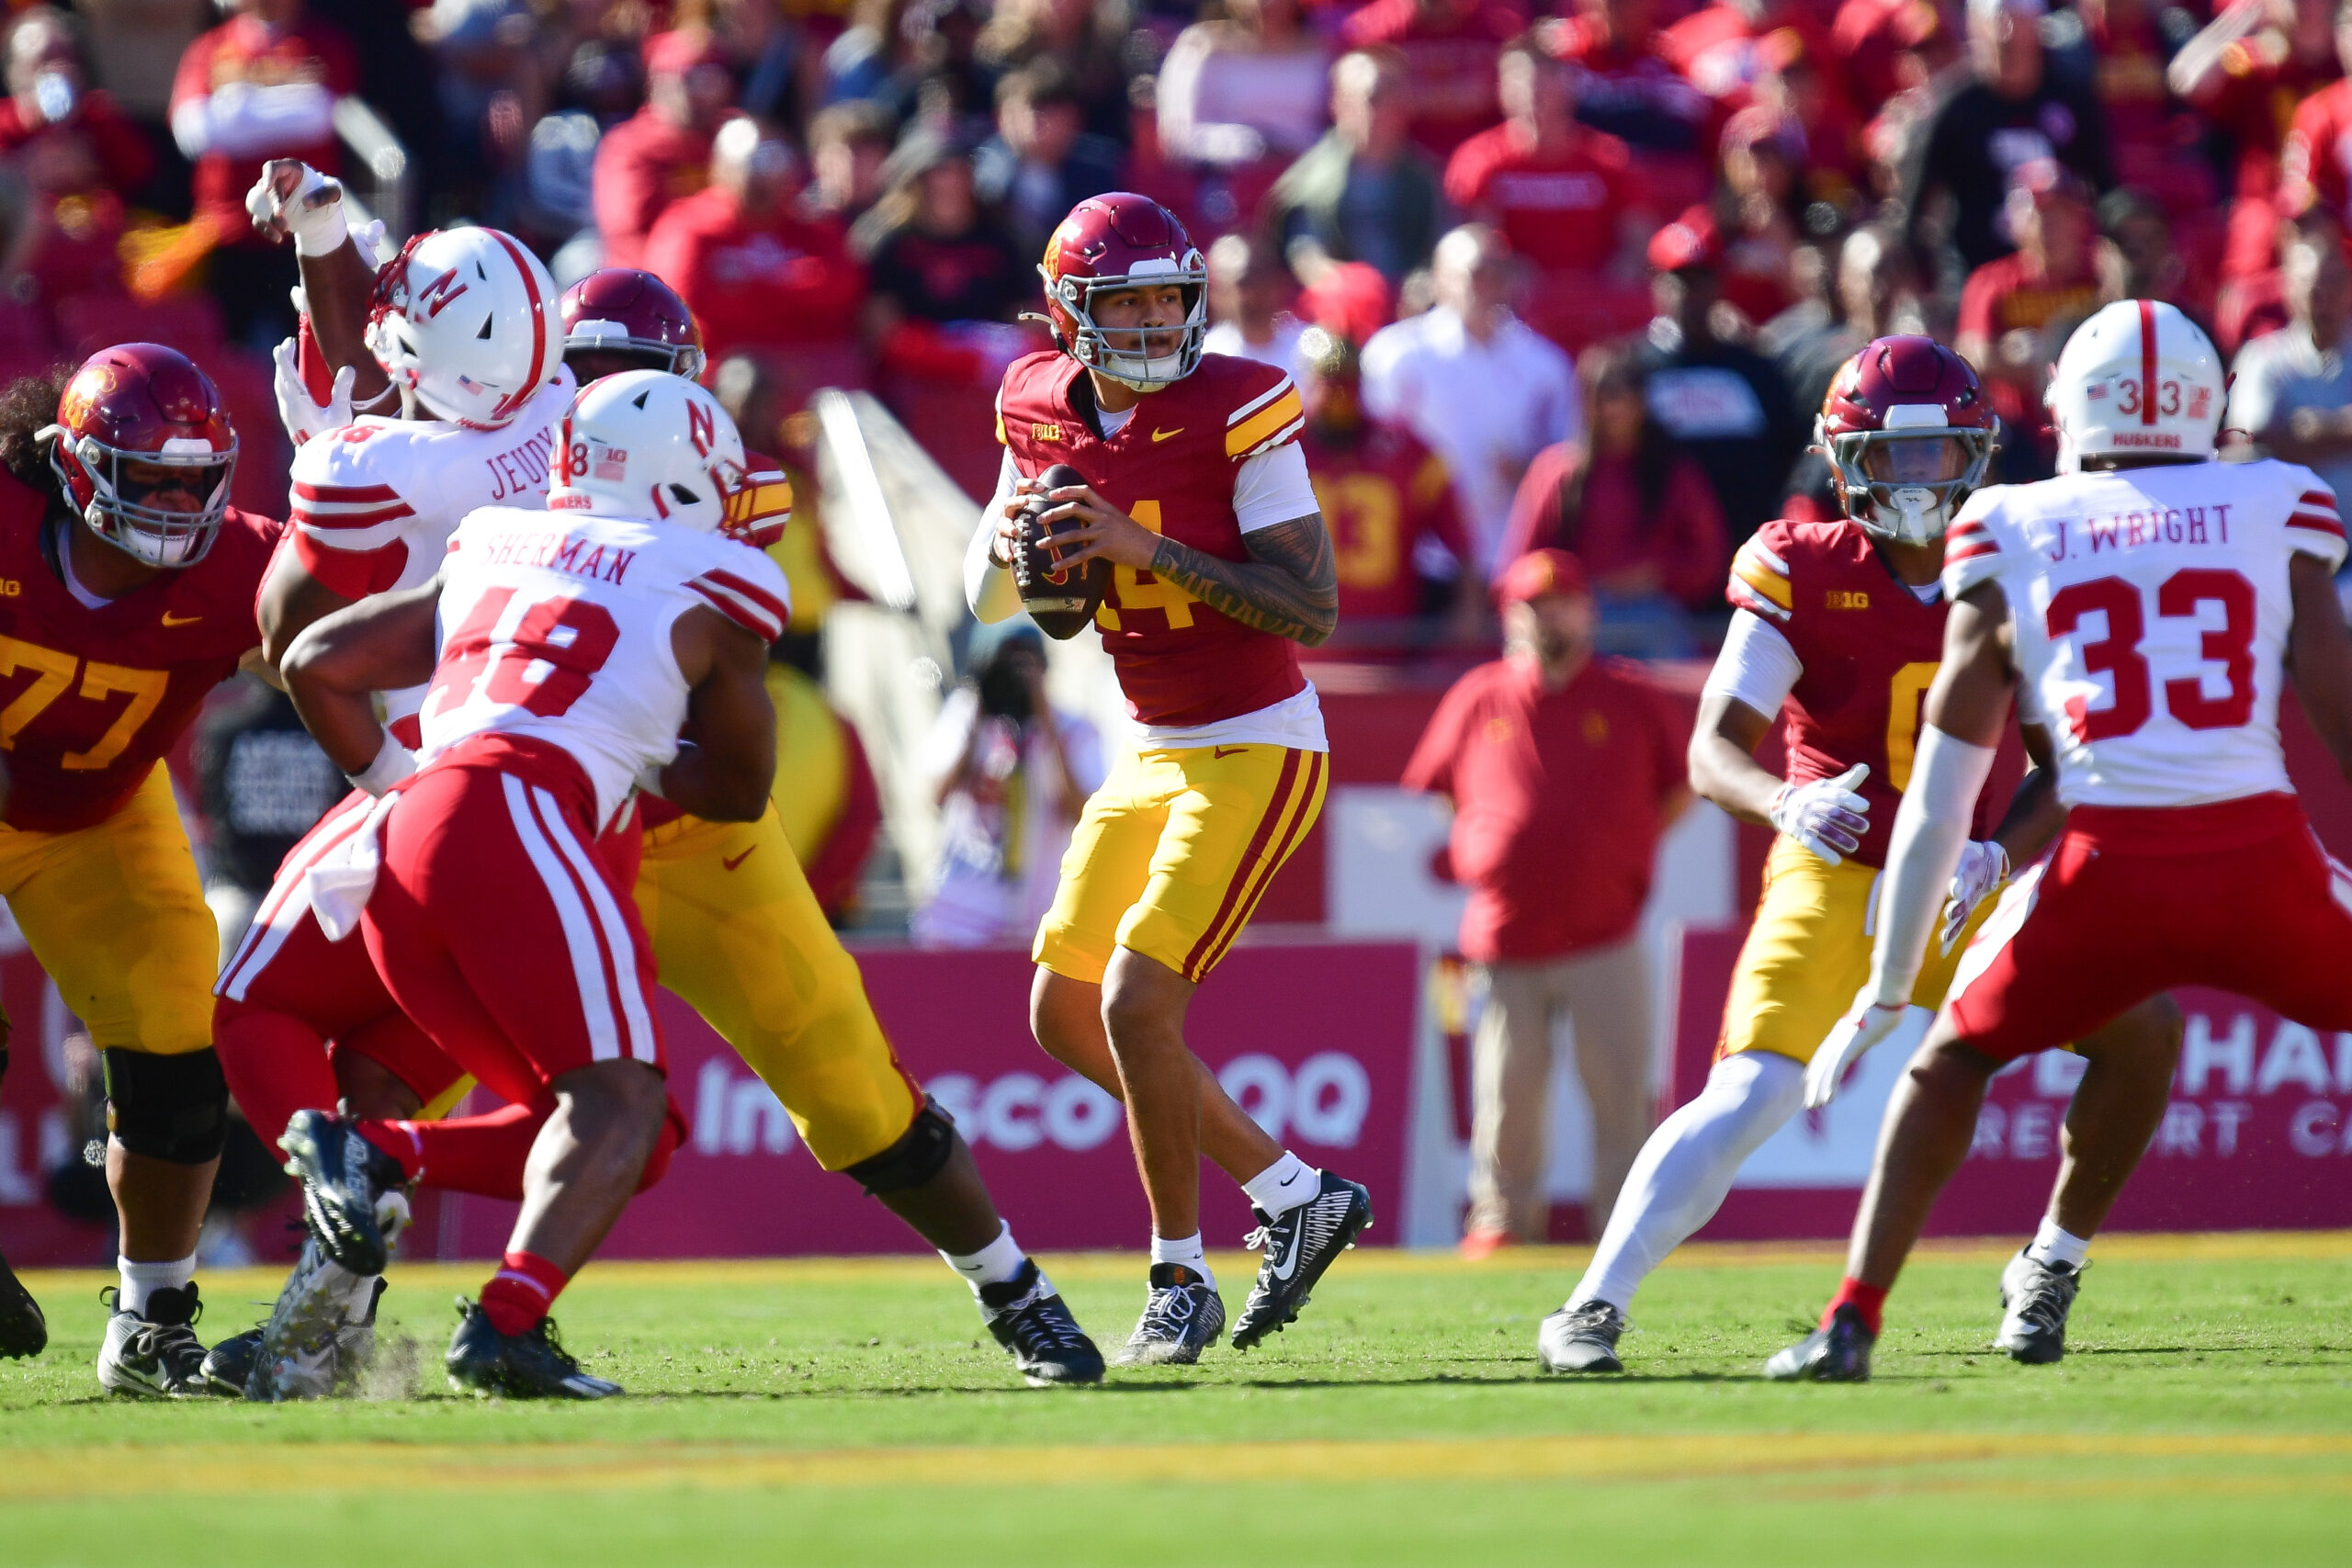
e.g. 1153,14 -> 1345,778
722,847 -> 757,871
1268,1223 -> 1307,1282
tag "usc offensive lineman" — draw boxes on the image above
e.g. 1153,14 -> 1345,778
967,193 -> 1372,1364
1536,337 -> 2179,1377
0,345 -> 281,1394
1774,301 -> 2352,1382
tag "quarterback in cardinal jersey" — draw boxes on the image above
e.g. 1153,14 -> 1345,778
967,194 -> 1372,1367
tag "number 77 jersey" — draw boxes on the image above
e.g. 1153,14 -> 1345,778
1943,457 -> 2346,807
419,504 -> 791,830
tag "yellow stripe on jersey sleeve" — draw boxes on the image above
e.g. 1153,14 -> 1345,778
1227,389 -> 1305,458
1730,542 -> 1793,611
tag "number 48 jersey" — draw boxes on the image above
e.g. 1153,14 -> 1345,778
1943,457 -> 2346,807
419,504 -> 791,829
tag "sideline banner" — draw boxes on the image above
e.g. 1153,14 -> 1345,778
1670,928 -> 2352,1241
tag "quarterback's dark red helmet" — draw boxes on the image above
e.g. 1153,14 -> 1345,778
40,344 -> 237,568
1038,193 -> 1206,390
560,267 -> 706,381
1816,335 -> 1996,546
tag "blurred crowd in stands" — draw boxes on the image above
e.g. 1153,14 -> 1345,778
6,0 -> 2351,658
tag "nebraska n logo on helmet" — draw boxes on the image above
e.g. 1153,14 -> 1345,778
1816,334 -> 1997,547
549,369 -> 750,534
1037,193 -> 1208,390
38,343 -> 238,568
364,225 -> 559,431
2046,299 -> 2224,471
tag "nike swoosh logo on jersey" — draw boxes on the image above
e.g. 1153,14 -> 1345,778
1213,745 -> 1250,759
1151,427 -> 1185,442
722,847 -> 758,872
162,612 -> 202,626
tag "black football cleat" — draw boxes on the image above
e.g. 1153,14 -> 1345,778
278,1110 -> 410,1276
446,1298 -> 621,1400
1114,1264 -> 1226,1367
1231,1169 -> 1373,1350
1994,1249 -> 2083,1365
978,1259 -> 1103,1386
1537,1299 -> 1626,1373
243,1230 -> 391,1402
0,1249 -> 44,1359
96,1283 -> 218,1398
1764,1302 -> 1876,1382
201,1326 -> 264,1397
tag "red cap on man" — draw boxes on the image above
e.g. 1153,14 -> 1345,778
1494,547 -> 1590,608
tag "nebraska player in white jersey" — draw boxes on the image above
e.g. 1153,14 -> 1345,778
276,371 -> 784,1398
1769,301 -> 2352,1383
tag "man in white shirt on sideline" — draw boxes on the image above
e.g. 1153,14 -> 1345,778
1361,224 -> 1580,576
1203,233 -> 1307,378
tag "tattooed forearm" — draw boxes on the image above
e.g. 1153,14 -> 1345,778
1148,513 -> 1339,646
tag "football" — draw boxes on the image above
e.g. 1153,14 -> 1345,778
1012,462 -> 1110,640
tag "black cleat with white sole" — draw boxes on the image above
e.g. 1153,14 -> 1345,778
1537,1299 -> 1625,1373
1994,1249 -> 2082,1365
1764,1302 -> 1876,1382
446,1297 -> 621,1400
978,1259 -> 1103,1386
96,1283 -> 218,1398
1230,1169 -> 1372,1350
0,1249 -> 44,1359
1114,1264 -> 1226,1366
278,1110 -> 410,1276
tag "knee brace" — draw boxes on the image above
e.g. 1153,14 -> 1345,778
102,1047 -> 231,1165
841,1099 -> 957,1195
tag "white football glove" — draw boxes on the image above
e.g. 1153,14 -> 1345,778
271,337 -> 356,446
244,159 -> 348,255
1939,839 -> 2010,955
1770,763 -> 1871,866
1804,997 -> 1908,1110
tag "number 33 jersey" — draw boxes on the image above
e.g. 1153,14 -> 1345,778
420,504 -> 791,829
0,470 -> 281,833
1943,457 -> 2346,808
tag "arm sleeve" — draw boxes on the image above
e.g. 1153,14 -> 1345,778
965,449 -> 1026,623
1940,493 -> 2007,599
2285,467 -> 2349,569
1232,441 -> 1319,534
1866,725 -> 1998,1005
1701,609 -> 1804,717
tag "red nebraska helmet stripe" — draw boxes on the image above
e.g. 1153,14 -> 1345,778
2137,299 -> 2158,426
484,229 -> 549,426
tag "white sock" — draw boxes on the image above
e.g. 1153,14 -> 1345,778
1241,1151 -> 1318,1216
941,1220 -> 1028,1293
1569,1051 -> 1804,1313
117,1254 -> 196,1317
2026,1217 -> 2091,1271
1150,1231 -> 1213,1287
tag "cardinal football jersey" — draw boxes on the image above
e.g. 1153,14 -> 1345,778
1727,517 -> 1995,866
287,368 -> 575,740
995,351 -> 1309,729
1943,457 -> 2345,808
420,504 -> 791,829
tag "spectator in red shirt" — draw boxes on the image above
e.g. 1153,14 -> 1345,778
1445,38 -> 1643,282
0,9 -> 153,313
593,28 -> 737,272
168,0 -> 356,342
2078,0 -> 2214,214
1499,343 -> 1727,651
2171,0 -> 2341,279
644,116 -> 865,366
1403,547 -> 1688,1251
1292,325 -> 1475,646
1954,160 -> 2103,472
1340,0 -> 1529,161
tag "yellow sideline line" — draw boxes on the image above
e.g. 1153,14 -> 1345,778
25,1230 -> 2351,1296
3,1432 -> 2347,1499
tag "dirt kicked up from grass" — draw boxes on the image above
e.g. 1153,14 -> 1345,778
3,1234 -> 2348,1566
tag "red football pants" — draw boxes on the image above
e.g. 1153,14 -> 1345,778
1948,793 -> 2352,1061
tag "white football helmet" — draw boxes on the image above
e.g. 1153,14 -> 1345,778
2046,299 -> 2224,468
365,226 -> 560,430
548,368 -> 747,533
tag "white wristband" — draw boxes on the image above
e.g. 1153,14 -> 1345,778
346,733 -> 416,797
291,196 -> 349,258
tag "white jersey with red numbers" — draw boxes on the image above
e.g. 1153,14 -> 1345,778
1943,457 -> 2347,808
417,504 -> 791,829
288,369 -> 576,738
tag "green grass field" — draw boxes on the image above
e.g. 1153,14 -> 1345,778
4,1234 -> 2348,1565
